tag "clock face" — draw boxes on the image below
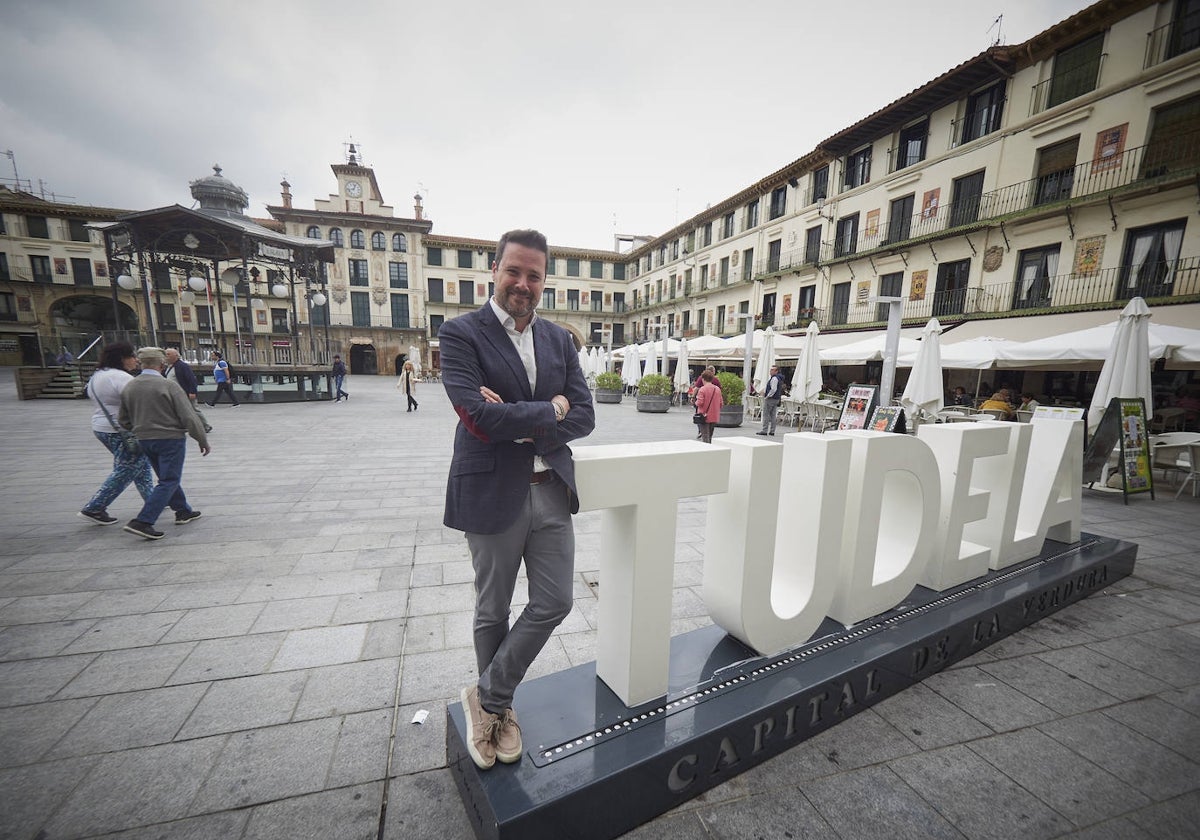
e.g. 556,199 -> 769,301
346,180 -> 362,198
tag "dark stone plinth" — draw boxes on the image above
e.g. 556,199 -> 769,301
447,534 -> 1136,840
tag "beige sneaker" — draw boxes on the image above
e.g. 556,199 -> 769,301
461,686 -> 499,770
495,708 -> 522,764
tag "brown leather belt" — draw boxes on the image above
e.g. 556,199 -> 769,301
530,471 -> 554,485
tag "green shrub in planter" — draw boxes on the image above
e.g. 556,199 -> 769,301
636,374 -> 672,396
715,372 -> 745,405
595,371 -> 623,391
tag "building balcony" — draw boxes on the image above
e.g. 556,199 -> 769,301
1144,14 -> 1200,68
1029,53 -> 1105,115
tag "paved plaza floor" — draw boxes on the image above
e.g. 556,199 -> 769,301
1,369 -> 1198,840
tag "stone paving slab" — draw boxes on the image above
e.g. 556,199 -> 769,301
1,370 -> 1198,838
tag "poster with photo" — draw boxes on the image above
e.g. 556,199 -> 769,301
868,405 -> 906,433
837,384 -> 878,431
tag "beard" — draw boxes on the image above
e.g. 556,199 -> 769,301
497,288 -> 536,320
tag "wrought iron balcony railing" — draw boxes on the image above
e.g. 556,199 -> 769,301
1029,54 -> 1105,115
1144,15 -> 1200,68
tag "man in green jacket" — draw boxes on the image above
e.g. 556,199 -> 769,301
119,346 -> 211,540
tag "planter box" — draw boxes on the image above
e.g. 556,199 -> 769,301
716,404 -> 744,427
595,389 -> 623,404
636,394 -> 671,413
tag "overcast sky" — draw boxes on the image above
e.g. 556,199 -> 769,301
2,0 -> 1086,252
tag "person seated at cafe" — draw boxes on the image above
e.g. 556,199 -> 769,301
980,392 -> 1015,420
951,386 -> 972,407
1018,392 -> 1040,413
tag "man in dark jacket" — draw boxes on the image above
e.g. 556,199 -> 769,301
332,355 -> 349,401
440,229 -> 595,771
165,348 -> 211,433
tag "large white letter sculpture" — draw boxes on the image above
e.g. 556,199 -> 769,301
572,441 -> 730,707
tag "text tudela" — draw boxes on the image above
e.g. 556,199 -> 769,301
572,419 -> 1083,706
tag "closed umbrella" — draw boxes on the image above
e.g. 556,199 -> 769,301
791,321 -> 822,403
674,337 -> 691,392
900,318 -> 945,423
579,348 -> 592,378
408,344 -> 422,376
752,327 -> 777,394
621,344 -> 641,388
642,340 -> 659,381
1087,296 -> 1153,431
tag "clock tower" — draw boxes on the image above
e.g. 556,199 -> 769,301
331,142 -> 383,213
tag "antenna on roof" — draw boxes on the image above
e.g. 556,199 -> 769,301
987,14 -> 1003,47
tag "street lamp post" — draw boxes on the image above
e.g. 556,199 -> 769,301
870,296 -> 904,408
736,312 -> 755,399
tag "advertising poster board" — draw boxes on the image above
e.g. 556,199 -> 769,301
1118,398 -> 1153,498
868,405 -> 907,433
837,384 -> 878,431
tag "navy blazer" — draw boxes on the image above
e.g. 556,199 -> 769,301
441,303 -> 596,535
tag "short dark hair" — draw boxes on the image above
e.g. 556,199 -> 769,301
98,341 -> 135,370
212,350 -> 222,358
495,229 -> 549,273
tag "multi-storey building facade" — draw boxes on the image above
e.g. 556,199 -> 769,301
623,0 -> 1199,354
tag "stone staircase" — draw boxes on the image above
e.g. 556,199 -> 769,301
28,363 -> 97,399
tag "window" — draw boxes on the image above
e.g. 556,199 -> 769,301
876,272 -> 904,321
329,228 -> 344,247
742,248 -> 754,281
30,255 -> 51,283
567,289 -> 580,310
671,241 -> 680,260
701,222 -> 713,247
0,291 -> 15,321
0,253 -> 8,281
1117,219 -> 1186,300
1047,33 -> 1104,110
486,250 -> 496,268
26,215 -> 49,238
719,256 -> 730,284
271,307 -> 289,333
769,186 -> 787,220
350,229 -> 365,249
0,214 -> 5,234
844,147 -> 871,190
459,281 -> 475,305
831,282 -> 850,324
834,214 -> 859,257
1012,245 -> 1060,309
657,246 -> 666,267
933,259 -> 971,317
960,82 -> 1005,144
156,302 -> 178,330
613,292 -> 625,313
950,170 -> 986,227
696,308 -> 706,335
542,288 -> 556,309
1166,0 -> 1200,61
590,261 -> 603,279
1034,136 -> 1079,206
591,292 -> 603,312
546,257 -> 556,276
716,305 -> 726,333
686,231 -> 695,253
745,200 -> 760,229
68,219 -> 89,242
682,310 -> 691,333
427,246 -> 443,266
798,285 -> 816,315
427,278 -> 444,302
612,323 -> 624,344
351,291 -> 371,327
613,263 -> 626,281
392,233 -> 407,252
70,257 -> 93,286
383,294 -> 409,329
152,263 -> 172,291
885,194 -> 914,245
567,258 -> 580,277
348,259 -> 369,287
196,305 -> 213,330
804,226 -> 822,264
307,225 -> 322,239
309,298 -> 328,326
893,120 -> 928,171
458,249 -> 473,269
429,314 -> 444,337
722,212 -> 735,239
1142,94 -> 1200,178
809,166 -> 829,204
388,262 -> 408,289
767,239 -> 782,273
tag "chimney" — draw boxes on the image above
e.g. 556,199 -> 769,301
413,193 -> 424,220
280,178 -> 292,209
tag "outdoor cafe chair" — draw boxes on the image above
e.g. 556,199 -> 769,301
1173,443 -> 1200,500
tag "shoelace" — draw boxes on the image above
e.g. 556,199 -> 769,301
481,716 -> 502,744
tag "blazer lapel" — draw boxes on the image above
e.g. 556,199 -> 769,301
531,318 -> 561,401
476,305 -> 534,400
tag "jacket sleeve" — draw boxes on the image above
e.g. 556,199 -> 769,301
534,331 -> 595,454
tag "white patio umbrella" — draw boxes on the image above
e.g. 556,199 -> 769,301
1087,296 -> 1154,431
407,345 -> 422,375
900,318 -> 945,422
673,337 -> 691,392
791,321 -> 822,403
579,348 -> 592,377
752,327 -> 777,394
642,340 -> 659,380
621,344 -> 641,388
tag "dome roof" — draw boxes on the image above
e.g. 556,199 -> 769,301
189,164 -> 249,218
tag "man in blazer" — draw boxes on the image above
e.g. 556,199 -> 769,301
441,229 -> 595,770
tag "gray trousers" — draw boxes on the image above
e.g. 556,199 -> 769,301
466,476 -> 575,712
761,397 -> 781,432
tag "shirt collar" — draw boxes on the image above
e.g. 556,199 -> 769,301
489,297 -> 537,333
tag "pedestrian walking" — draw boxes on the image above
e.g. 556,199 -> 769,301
695,370 -> 723,444
332,355 -> 349,401
397,360 -> 419,411
165,348 -> 211,432
206,350 -> 239,407
79,341 -> 153,525
119,347 -> 210,540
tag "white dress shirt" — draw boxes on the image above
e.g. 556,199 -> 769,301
489,297 -> 550,473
